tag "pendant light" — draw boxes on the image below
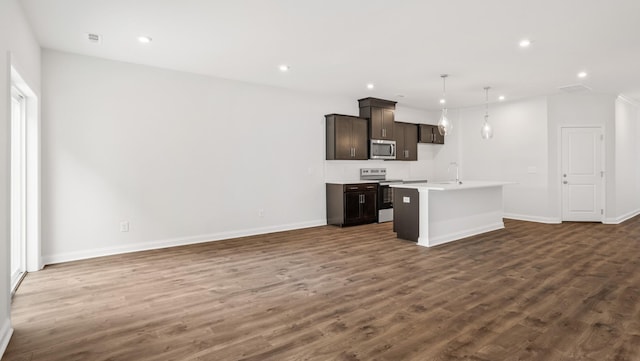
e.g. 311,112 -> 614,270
480,86 -> 494,140
437,74 -> 452,136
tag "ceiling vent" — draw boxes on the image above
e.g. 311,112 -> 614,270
87,33 -> 102,44
558,84 -> 592,93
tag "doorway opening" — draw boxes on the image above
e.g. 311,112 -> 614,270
10,86 -> 26,293
9,65 -> 41,296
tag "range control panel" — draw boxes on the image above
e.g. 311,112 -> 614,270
360,168 -> 386,180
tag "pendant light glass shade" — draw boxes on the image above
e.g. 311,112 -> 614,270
481,115 -> 493,139
438,108 -> 452,136
437,74 -> 452,136
480,87 -> 493,139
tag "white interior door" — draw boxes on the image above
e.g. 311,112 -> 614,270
11,87 -> 26,293
561,127 -> 603,222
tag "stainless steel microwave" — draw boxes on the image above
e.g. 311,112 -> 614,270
370,139 -> 396,160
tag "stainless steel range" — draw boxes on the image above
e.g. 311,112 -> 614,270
360,168 -> 402,223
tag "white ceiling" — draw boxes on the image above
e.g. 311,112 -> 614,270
19,0 -> 640,109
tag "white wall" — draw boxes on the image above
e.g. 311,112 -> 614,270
454,97 -> 551,222
0,0 -> 41,357
613,96 -> 640,222
42,50 -> 441,264
42,50 -> 336,263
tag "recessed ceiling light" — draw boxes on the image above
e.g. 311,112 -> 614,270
137,36 -> 152,44
366,83 -> 374,90
498,95 -> 505,101
279,64 -> 290,72
577,71 -> 588,78
519,39 -> 531,48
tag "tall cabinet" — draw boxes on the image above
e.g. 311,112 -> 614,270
325,114 -> 368,160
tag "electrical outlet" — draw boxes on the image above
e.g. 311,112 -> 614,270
120,221 -> 130,232
258,209 -> 265,218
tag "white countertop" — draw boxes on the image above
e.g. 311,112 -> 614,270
390,180 -> 515,191
326,180 -> 380,185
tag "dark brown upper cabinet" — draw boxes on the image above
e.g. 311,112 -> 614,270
394,122 -> 418,161
419,124 -> 445,144
326,114 -> 368,160
358,97 -> 397,140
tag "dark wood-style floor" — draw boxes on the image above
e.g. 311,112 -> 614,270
4,218 -> 640,361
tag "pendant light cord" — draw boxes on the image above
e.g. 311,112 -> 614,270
484,86 -> 490,119
441,74 -> 448,108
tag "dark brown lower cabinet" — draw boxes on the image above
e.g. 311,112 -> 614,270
393,188 -> 419,242
326,183 -> 378,226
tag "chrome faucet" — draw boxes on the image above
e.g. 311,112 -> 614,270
448,162 -> 462,184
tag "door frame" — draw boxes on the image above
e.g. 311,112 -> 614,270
558,125 -> 605,223
10,64 -> 42,276
10,85 -> 27,292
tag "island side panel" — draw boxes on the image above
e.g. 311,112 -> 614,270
426,186 -> 505,247
393,188 -> 420,242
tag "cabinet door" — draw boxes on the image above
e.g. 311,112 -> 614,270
361,190 -> 378,222
369,107 -> 384,139
369,107 -> 394,140
351,117 -> 369,160
394,122 -> 405,160
433,127 -> 445,144
344,192 -> 362,224
418,124 -> 434,143
334,117 -> 354,159
381,109 -> 395,139
404,124 -> 418,160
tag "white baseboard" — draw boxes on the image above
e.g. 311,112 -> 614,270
0,319 -> 13,360
418,222 -> 505,248
603,209 -> 640,224
42,219 -> 326,265
503,213 -> 562,224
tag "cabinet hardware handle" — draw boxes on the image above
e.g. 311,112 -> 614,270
563,181 -> 568,184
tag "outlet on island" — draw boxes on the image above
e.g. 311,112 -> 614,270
258,209 -> 265,218
120,221 -> 130,232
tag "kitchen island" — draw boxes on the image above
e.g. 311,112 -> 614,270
390,181 -> 513,247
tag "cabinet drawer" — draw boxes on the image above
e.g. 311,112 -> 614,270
343,183 -> 378,192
